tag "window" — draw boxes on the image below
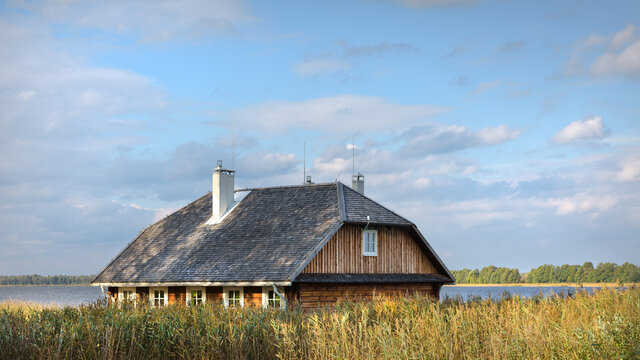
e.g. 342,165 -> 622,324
118,287 -> 136,305
262,286 -> 285,308
228,290 -> 241,307
186,287 -> 206,306
223,287 -> 244,308
363,229 -> 378,256
150,287 -> 168,307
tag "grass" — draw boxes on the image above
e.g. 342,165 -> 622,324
0,300 -> 60,311
1,287 -> 638,359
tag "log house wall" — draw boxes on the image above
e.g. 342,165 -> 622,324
169,286 -> 186,304
107,283 -> 440,309
206,286 -> 223,304
295,283 -> 438,310
244,286 -> 263,307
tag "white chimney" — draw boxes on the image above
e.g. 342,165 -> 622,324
212,160 -> 235,220
352,172 -> 364,194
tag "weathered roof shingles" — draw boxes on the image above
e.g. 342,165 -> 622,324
342,185 -> 412,225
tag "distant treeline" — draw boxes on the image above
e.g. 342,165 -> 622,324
453,262 -> 640,284
0,275 -> 94,286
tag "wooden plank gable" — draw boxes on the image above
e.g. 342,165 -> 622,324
301,224 -> 439,274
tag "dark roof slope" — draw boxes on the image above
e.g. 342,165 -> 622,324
342,185 -> 412,225
94,184 -> 341,283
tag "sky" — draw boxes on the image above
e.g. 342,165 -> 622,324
1,0 -> 639,275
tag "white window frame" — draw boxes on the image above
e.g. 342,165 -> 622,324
363,229 -> 378,256
150,287 -> 168,307
223,286 -> 244,308
262,286 -> 285,309
118,287 -> 136,305
186,286 -> 206,306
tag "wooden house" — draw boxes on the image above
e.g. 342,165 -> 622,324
92,162 -> 454,309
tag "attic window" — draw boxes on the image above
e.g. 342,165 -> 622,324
363,229 -> 378,256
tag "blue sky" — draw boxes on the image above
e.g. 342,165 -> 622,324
1,0 -> 639,275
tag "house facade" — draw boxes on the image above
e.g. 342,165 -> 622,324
92,162 -> 454,309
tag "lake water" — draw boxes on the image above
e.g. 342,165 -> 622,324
440,285 -> 601,301
0,285 -> 608,307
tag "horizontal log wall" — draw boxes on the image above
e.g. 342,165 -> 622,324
297,283 -> 437,309
244,286 -> 263,307
105,284 -> 440,309
206,287 -> 223,304
169,286 -> 186,304
302,224 -> 437,274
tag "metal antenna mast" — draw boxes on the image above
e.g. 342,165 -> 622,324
232,108 -> 235,170
303,142 -> 306,183
352,135 -> 355,176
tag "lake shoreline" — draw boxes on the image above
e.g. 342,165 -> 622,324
445,282 -> 637,287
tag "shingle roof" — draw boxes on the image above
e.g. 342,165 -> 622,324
93,182 -> 453,284
342,185 -> 412,225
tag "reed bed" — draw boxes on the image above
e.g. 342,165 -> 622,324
1,287 -> 638,359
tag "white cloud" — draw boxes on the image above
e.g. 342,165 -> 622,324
9,0 -> 250,42
476,125 -> 523,145
562,24 -> 640,78
611,24 -> 636,50
237,95 -> 450,134
292,58 -> 351,76
552,116 -> 606,144
542,194 -> 618,215
399,123 -> 522,156
237,151 -> 298,178
583,33 -> 607,49
414,177 -> 432,189
616,155 -> 640,182
590,38 -> 640,77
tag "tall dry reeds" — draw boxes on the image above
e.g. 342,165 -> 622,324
1,287 -> 638,359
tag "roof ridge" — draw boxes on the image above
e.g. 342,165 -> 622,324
236,182 -> 337,192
